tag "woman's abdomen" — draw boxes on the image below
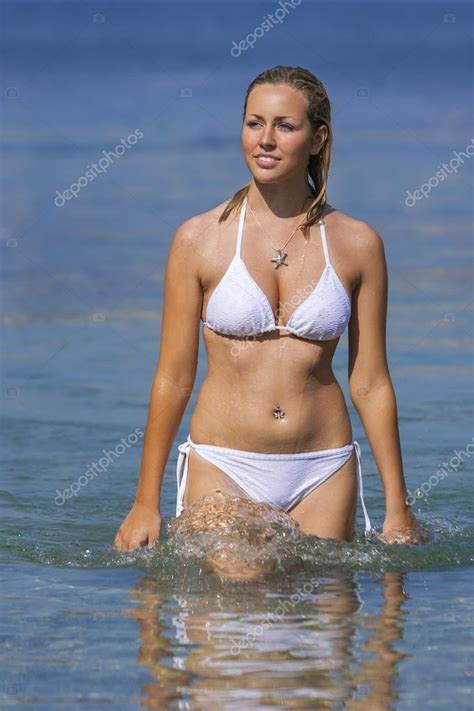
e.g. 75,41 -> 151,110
189,349 -> 353,452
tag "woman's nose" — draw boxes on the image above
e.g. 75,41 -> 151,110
259,129 -> 276,148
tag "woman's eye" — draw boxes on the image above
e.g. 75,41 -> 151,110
246,121 -> 294,131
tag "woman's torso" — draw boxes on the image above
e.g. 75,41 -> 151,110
189,198 -> 364,453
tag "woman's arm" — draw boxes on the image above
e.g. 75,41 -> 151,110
114,219 -> 204,551
347,223 -> 428,544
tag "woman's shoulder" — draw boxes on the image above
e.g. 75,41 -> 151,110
172,199 -> 241,266
175,198 -> 237,240
326,204 -> 385,255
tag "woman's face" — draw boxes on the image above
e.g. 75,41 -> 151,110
241,83 -> 326,182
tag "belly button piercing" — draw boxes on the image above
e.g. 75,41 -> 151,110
273,405 -> 285,419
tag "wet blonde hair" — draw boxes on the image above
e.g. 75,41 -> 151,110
218,65 -> 332,238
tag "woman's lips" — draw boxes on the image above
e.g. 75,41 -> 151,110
254,155 -> 280,169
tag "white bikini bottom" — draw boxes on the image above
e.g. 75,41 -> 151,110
175,434 -> 373,535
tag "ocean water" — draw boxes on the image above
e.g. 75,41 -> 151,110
1,0 -> 473,708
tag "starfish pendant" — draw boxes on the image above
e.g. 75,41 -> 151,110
273,405 -> 285,419
271,250 -> 288,269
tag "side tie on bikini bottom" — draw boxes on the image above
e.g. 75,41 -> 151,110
352,440 -> 373,535
176,438 -> 193,518
176,436 -> 374,535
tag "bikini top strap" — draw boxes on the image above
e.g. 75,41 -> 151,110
235,197 -> 247,258
319,220 -> 331,264
318,219 -> 331,266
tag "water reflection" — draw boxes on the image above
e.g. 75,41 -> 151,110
126,570 -> 409,708
120,492 -> 412,707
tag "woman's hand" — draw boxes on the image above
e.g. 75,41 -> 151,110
113,501 -> 162,552
380,504 -> 429,545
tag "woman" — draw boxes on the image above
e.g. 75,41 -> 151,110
113,65 -> 427,553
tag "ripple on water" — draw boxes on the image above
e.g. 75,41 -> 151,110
7,492 -> 474,580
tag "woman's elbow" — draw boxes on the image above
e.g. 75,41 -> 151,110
349,372 -> 393,406
152,369 -> 196,400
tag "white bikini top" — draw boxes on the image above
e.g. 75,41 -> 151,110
202,197 -> 351,341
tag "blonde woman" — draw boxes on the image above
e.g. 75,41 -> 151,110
114,65 -> 426,553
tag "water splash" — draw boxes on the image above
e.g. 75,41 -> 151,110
8,492 -> 474,577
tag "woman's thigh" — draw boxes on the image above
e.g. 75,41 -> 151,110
183,446 -> 358,541
183,447 -> 252,508
288,450 -> 358,541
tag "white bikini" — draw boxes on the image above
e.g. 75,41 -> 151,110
202,196 -> 352,340
175,197 -> 373,535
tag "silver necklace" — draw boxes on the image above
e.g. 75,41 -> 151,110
246,199 -> 309,269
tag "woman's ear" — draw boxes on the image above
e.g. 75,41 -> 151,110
310,124 -> 328,155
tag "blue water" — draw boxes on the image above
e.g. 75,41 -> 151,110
1,0 -> 473,708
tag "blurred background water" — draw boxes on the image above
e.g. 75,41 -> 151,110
1,0 -> 473,708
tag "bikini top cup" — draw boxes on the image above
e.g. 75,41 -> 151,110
202,197 -> 352,341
